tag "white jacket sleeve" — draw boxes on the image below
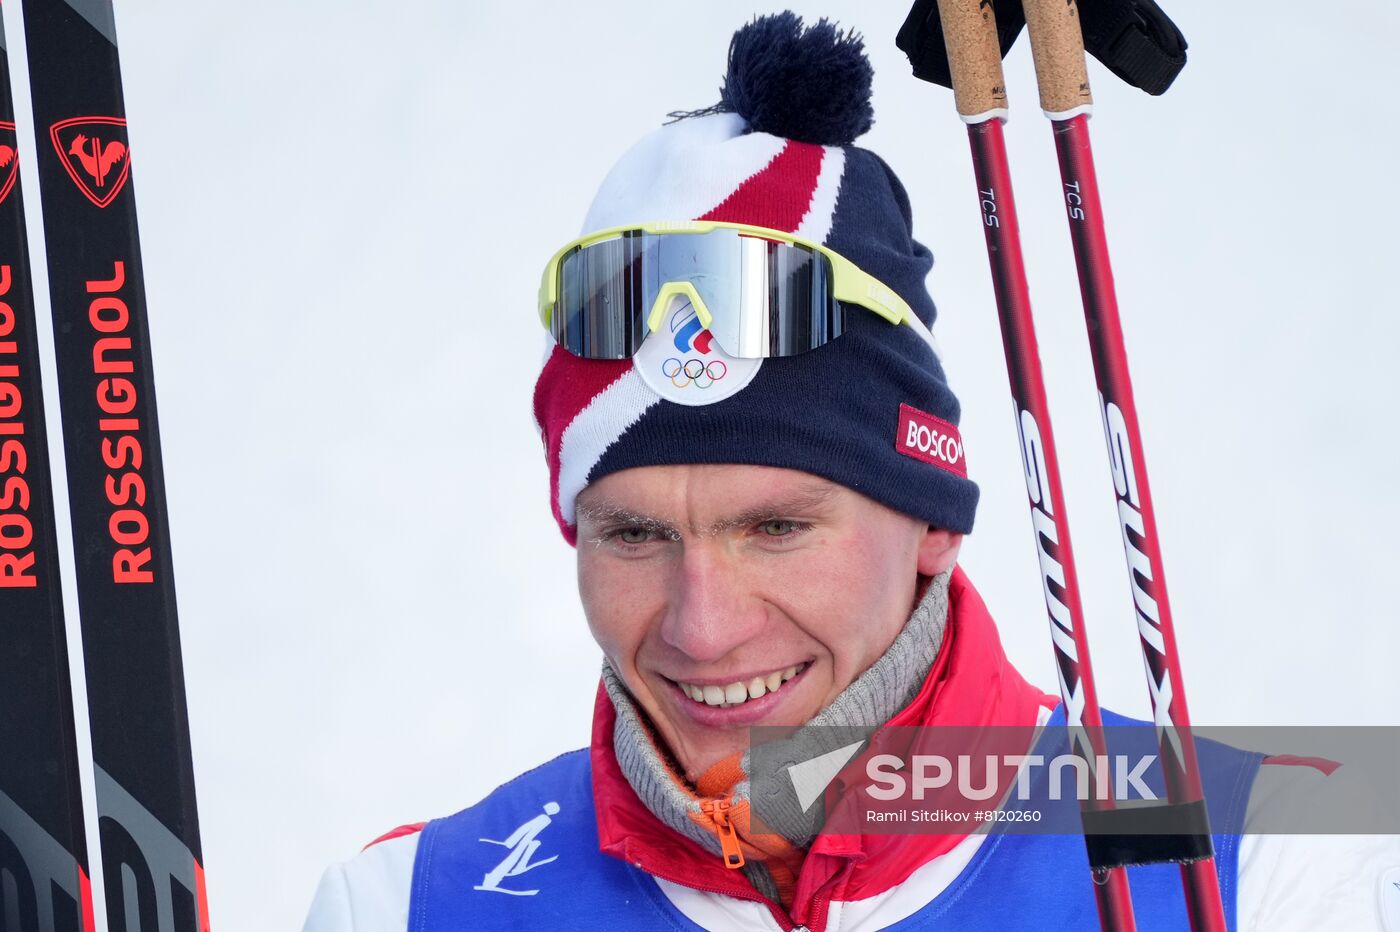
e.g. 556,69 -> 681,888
302,830 -> 420,932
1237,759 -> 1400,932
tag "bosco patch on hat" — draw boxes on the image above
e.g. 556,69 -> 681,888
532,10 -> 977,545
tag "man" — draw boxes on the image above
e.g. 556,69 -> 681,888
305,12 -> 1398,931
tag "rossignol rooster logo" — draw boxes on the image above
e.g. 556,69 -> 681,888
50,116 -> 131,208
0,121 -> 18,207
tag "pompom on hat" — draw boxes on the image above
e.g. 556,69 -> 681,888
533,11 -> 977,544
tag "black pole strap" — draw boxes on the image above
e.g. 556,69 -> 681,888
1081,799 -> 1215,870
897,0 -> 1189,96
1078,0 -> 1187,95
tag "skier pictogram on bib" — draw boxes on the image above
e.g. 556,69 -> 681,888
49,116 -> 131,208
473,801 -> 561,896
0,121 -> 18,207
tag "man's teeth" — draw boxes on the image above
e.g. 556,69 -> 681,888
678,663 -> 808,709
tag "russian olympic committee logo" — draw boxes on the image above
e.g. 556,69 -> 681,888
636,298 -> 760,406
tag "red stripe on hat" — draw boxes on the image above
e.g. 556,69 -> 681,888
533,346 -> 632,542
699,140 -> 825,233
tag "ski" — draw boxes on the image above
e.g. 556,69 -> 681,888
13,1 -> 211,929
0,6 -> 95,930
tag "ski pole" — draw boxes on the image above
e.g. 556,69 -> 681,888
930,1 -> 1136,928
14,1 -> 212,928
1019,1 -> 1226,928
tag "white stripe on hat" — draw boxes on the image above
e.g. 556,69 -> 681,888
582,113 -> 786,231
794,146 -> 846,244
557,369 -> 661,526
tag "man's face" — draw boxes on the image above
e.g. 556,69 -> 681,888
576,463 -> 961,783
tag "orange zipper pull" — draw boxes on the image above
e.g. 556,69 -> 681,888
699,799 -> 746,869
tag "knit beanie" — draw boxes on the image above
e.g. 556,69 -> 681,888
533,11 -> 977,545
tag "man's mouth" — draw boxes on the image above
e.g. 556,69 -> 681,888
669,662 -> 810,710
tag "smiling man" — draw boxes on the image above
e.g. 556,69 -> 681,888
303,12 -> 1399,932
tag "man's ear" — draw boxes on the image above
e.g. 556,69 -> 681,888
916,527 -> 963,576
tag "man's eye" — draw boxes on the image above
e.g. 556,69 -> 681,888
761,519 -> 801,537
617,527 -> 652,545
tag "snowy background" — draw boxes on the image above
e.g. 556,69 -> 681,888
3,0 -> 1396,929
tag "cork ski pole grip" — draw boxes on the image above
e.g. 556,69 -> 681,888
934,0 -> 1008,121
1022,0 -> 1094,116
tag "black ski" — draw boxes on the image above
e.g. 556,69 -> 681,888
15,1 -> 210,929
0,7 -> 95,931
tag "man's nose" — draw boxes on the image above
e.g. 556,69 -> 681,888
658,545 -> 765,663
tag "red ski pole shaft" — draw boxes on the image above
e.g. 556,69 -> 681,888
931,2 -> 1134,929
1020,1 -> 1226,929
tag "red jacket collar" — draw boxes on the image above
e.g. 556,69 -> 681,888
589,567 -> 1058,928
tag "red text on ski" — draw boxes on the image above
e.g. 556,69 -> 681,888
0,265 -> 37,587
0,121 -> 19,208
49,116 -> 131,208
88,261 -> 154,583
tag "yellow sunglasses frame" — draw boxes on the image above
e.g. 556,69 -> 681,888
537,220 -> 923,343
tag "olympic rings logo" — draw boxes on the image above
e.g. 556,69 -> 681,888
662,357 -> 728,389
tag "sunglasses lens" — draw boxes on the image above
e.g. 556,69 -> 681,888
552,228 -> 844,359
554,231 -> 652,359
760,236 -> 842,357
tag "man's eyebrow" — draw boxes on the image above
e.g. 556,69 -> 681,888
576,483 -> 840,539
701,485 -> 839,536
574,500 -> 680,537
